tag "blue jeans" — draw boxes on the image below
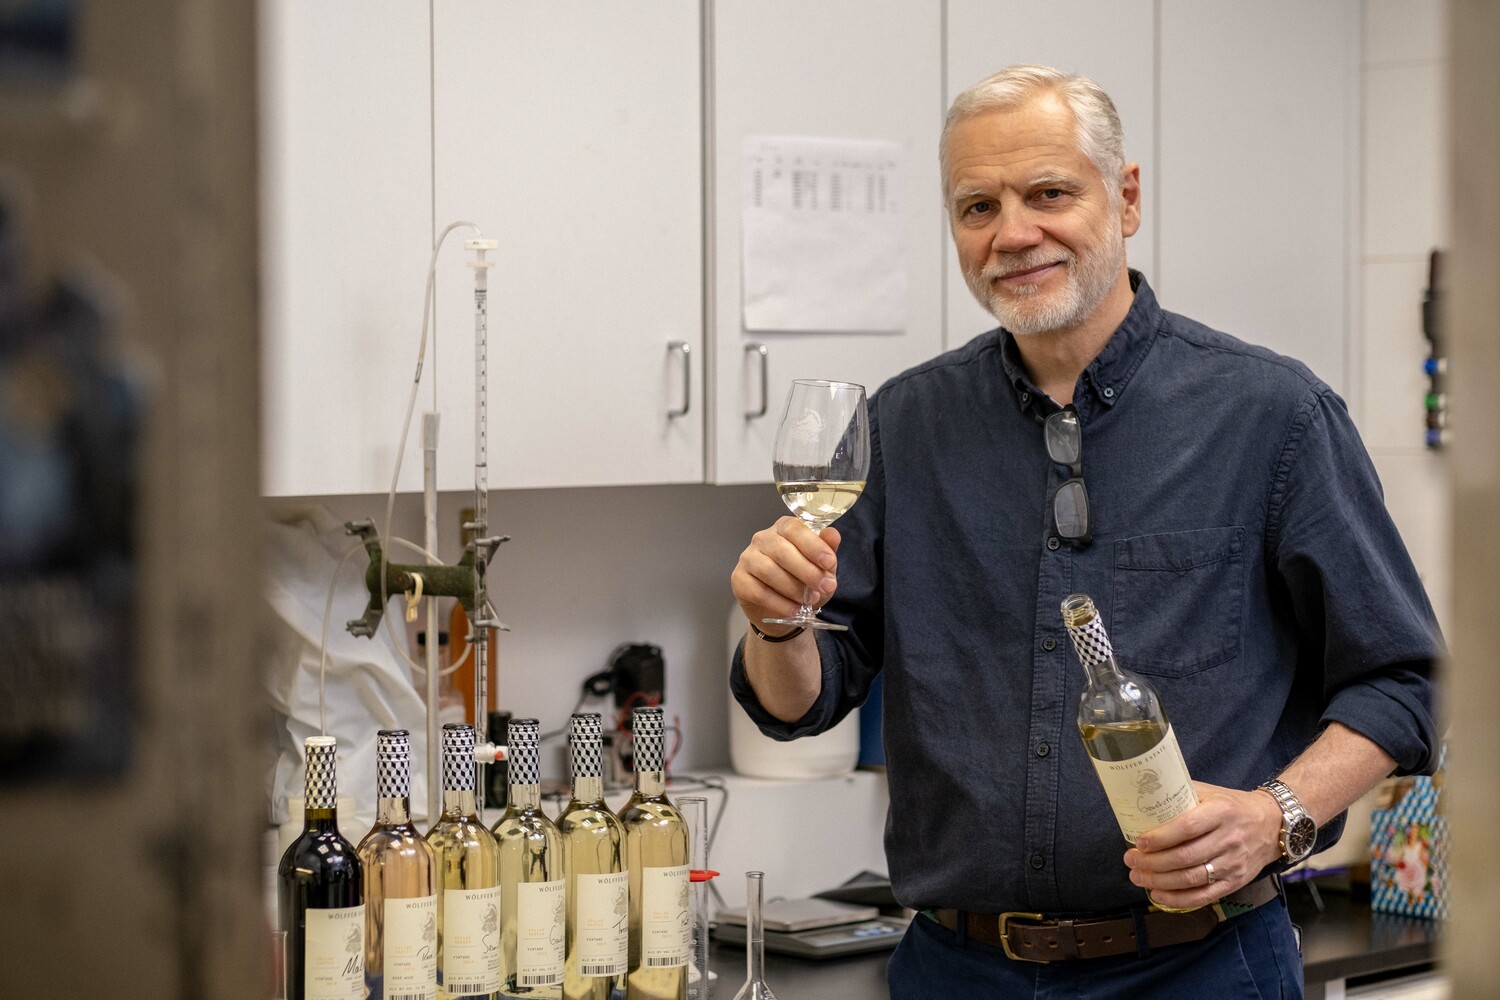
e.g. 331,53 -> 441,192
887,898 -> 1303,999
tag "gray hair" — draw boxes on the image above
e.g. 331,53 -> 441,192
941,65 -> 1126,202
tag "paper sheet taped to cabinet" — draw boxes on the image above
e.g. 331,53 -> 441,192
741,136 -> 906,334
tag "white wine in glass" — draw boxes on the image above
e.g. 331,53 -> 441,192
765,379 -> 870,633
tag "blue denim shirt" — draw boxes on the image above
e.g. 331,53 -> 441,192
730,273 -> 1441,915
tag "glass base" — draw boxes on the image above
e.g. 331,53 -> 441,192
762,615 -> 847,632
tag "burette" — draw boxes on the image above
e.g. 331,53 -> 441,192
465,237 -> 499,810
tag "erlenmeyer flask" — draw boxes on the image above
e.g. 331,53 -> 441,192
731,871 -> 777,1000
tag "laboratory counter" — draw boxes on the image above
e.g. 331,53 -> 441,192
708,886 -> 1441,999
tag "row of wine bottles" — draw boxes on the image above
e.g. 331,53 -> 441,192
278,707 -> 691,1000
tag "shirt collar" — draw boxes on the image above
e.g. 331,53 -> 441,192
998,269 -> 1161,417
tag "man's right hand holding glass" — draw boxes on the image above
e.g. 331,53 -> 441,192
729,518 -> 842,723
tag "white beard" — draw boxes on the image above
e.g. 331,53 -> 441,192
964,226 -> 1127,337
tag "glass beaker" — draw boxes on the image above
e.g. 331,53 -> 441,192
732,871 -> 777,1000
680,795 -> 712,999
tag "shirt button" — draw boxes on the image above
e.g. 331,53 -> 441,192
1046,536 -> 1061,550
1041,636 -> 1057,651
1036,742 -> 1051,757
1030,853 -> 1046,870
1020,391 -> 1031,404
1103,386 -> 1116,398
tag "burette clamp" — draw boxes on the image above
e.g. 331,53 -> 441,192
342,519 -> 509,638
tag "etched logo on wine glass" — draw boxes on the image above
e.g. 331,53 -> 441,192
789,407 -> 826,444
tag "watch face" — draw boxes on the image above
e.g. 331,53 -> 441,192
1287,815 -> 1317,860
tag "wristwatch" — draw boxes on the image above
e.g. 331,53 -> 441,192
1258,779 -> 1318,865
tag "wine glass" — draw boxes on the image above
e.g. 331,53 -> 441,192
763,379 -> 870,633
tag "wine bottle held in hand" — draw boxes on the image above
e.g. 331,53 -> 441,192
1061,594 -> 1198,844
764,379 -> 870,633
278,736 -> 365,1000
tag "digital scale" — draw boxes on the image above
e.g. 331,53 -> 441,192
714,897 -> 909,959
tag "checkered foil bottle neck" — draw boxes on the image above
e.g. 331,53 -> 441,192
1061,593 -> 1115,672
375,728 -> 412,801
303,736 -> 339,813
442,723 -> 476,792
631,707 -> 667,799
569,713 -> 604,779
507,718 -> 541,789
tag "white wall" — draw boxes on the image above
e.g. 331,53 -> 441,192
1358,0 -> 1452,638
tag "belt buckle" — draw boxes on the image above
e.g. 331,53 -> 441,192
997,911 -> 1047,963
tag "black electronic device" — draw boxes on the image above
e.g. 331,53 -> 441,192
608,643 -> 665,773
611,642 -> 665,711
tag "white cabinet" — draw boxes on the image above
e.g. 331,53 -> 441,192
261,2 -> 1361,496
260,0 -> 435,497
261,1 -> 703,496
943,0 -> 1158,351
707,0 -> 946,485
432,1 -> 704,490
1157,0 -> 1359,394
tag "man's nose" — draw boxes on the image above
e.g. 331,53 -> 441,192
990,206 -> 1043,255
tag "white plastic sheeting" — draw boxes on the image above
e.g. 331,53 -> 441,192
264,503 -> 430,834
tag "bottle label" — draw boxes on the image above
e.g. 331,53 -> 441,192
1089,724 -> 1199,843
382,895 -> 438,1000
303,905 -> 365,1000
516,879 -> 566,987
441,885 -> 501,995
641,865 -> 691,968
573,870 -> 629,977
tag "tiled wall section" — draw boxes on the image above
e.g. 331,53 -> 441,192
1361,0 -> 1452,638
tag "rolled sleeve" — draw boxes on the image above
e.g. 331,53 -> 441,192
729,631 -> 860,740
1269,387 -> 1443,775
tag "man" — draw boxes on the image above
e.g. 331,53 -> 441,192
728,65 -> 1440,998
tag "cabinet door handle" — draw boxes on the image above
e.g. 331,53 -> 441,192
745,342 -> 769,420
668,340 -> 692,418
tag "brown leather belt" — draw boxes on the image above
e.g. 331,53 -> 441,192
930,876 -> 1280,963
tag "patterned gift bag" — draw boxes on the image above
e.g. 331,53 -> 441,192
1369,749 -> 1448,920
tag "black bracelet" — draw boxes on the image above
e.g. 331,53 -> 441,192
748,621 -> 806,643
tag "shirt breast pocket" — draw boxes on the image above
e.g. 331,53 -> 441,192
1110,526 -> 1245,677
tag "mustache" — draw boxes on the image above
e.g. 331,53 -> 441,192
978,251 -> 1075,282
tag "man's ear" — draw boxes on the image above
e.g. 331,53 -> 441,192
1120,162 -> 1142,238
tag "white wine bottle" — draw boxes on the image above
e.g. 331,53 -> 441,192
491,719 -> 565,998
559,714 -> 629,1000
620,707 -> 689,1000
427,724 -> 502,999
358,729 -> 439,1000
1061,594 -> 1198,844
278,736 -> 365,1000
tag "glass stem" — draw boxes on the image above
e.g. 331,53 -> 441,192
746,871 -> 766,985
799,523 -> 825,617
